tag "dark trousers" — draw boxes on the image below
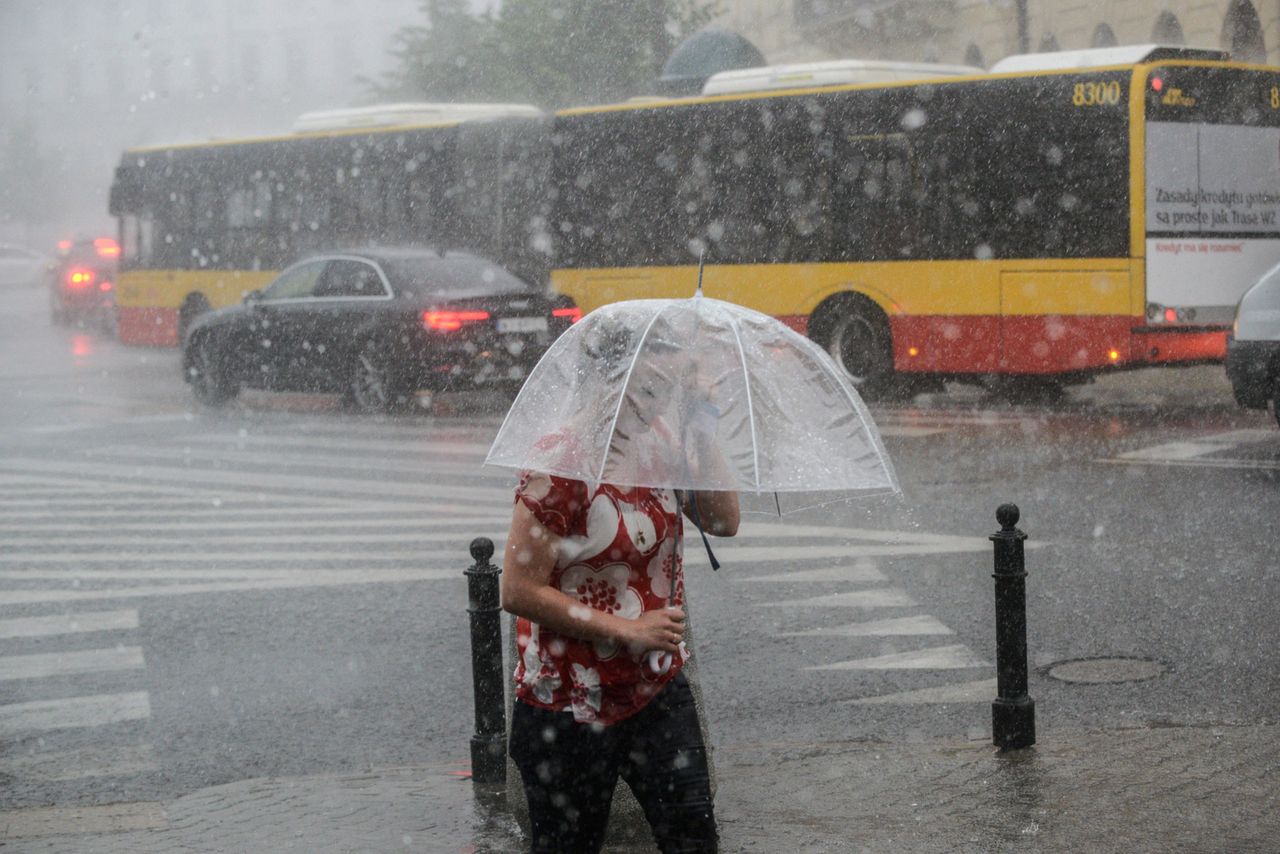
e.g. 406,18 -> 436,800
510,672 -> 717,853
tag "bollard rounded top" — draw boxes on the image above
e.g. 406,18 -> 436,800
470,537 -> 495,565
996,503 -> 1020,530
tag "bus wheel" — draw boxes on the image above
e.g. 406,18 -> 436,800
814,299 -> 894,399
189,335 -> 238,407
348,345 -> 411,414
178,294 -> 211,343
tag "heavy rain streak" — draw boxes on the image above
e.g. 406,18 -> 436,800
2,1 -> 1280,851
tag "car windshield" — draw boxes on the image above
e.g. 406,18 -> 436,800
381,256 -> 533,295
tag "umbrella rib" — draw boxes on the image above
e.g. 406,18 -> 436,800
790,332 -> 900,492
727,317 -> 762,491
594,305 -> 667,483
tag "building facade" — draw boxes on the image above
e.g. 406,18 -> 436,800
715,1 -> 1280,70
0,0 -> 418,244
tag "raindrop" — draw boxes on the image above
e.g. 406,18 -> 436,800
901,108 -> 927,130
974,244 -> 994,260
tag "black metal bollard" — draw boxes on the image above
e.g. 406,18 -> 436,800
465,537 -> 507,783
990,504 -> 1036,751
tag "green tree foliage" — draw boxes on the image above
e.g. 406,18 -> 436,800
370,0 -> 721,108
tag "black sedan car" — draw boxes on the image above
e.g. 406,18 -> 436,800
182,249 -> 579,411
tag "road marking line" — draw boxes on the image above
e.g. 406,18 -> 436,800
0,567 -> 459,580
0,496 -> 239,509
806,644 -> 989,671
1116,429 -> 1277,461
779,615 -> 954,637
1,646 -> 145,681
1099,456 -> 1280,471
847,678 -> 998,705
189,432 -> 495,457
0,528 -> 512,549
0,692 -> 151,736
0,547 -> 497,563
0,570 -> 454,606
735,564 -> 888,584
0,504 -> 489,523
98,444 -> 511,481
0,610 -> 139,639
0,458 -> 514,504
0,800 -> 167,838
689,543 -> 990,564
0,514 -> 511,534
0,742 -> 157,782
756,589 -> 917,608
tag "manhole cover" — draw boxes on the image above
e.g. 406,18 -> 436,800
1045,657 -> 1166,684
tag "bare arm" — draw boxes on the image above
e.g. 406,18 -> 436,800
500,500 -> 686,654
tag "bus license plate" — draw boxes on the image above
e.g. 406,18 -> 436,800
497,316 -> 548,334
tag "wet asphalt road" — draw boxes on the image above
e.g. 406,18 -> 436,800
1,283 -> 1278,810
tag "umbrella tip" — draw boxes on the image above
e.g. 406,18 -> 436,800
695,249 -> 706,297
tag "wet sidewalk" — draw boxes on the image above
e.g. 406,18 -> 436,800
5,722 -> 1277,852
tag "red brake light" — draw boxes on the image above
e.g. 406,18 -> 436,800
552,307 -> 582,324
67,268 -> 95,288
94,237 -> 121,258
423,309 -> 490,331
1164,307 -> 1178,323
1151,77 -> 1163,92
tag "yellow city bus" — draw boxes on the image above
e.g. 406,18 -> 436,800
548,46 -> 1280,395
108,105 -> 550,346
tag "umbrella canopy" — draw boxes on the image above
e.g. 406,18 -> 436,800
485,295 -> 898,508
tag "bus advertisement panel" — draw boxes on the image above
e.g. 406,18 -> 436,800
1144,66 -> 1280,357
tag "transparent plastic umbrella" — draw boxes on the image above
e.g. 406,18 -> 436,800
484,293 -> 899,511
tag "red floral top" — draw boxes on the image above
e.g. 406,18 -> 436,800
511,470 -> 687,725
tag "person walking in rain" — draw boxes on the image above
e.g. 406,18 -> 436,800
501,317 -> 739,853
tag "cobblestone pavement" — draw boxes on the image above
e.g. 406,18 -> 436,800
4,723 -> 1277,852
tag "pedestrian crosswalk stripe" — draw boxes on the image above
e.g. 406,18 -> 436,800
690,542 -> 988,565
0,569 -> 455,606
0,742 -> 158,783
0,549 -> 475,563
806,644 -> 989,671
190,432 -> 495,458
0,505 -> 502,524
0,458 -> 513,505
0,514 -> 512,534
0,610 -> 139,640
0,528 -> 511,549
98,444 -> 510,482
779,615 -> 954,637
0,692 -> 151,736
0,496 -> 239,509
846,678 -> 997,705
735,564 -> 888,584
756,589 -> 917,608
1,646 -> 145,681
0,567 -> 460,581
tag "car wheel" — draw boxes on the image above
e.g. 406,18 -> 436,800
188,336 -> 238,406
348,346 -> 411,414
814,299 -> 896,400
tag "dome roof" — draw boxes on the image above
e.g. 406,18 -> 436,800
658,28 -> 767,95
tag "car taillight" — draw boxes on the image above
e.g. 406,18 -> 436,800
94,237 -> 121,258
552,307 -> 582,323
67,268 -> 95,288
423,309 -> 490,331
99,280 -> 113,292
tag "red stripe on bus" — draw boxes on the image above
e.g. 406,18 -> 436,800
1133,328 -> 1228,363
118,307 -> 180,347
890,315 -> 1139,374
